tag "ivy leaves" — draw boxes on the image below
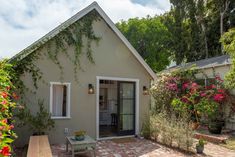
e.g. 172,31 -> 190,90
11,10 -> 101,93
46,10 -> 101,82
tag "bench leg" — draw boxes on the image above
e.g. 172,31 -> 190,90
66,139 -> 68,152
72,146 -> 75,157
93,149 -> 96,157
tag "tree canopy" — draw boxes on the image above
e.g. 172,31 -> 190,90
116,16 -> 172,72
117,0 -> 235,71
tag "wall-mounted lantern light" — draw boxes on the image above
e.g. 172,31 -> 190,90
88,84 -> 94,94
143,86 -> 149,95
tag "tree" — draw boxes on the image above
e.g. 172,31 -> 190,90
220,28 -> 235,88
116,16 -> 172,72
168,0 -> 235,64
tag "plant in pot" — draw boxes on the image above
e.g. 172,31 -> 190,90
194,76 -> 228,134
16,99 -> 55,135
74,131 -> 86,141
206,79 -> 227,134
196,138 -> 206,154
208,108 -> 225,134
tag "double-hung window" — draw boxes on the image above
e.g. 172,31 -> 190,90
50,82 -> 71,119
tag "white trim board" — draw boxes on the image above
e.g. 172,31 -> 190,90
96,76 -> 140,140
10,1 -> 156,80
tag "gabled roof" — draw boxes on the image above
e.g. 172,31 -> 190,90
166,55 -> 231,72
10,1 -> 156,79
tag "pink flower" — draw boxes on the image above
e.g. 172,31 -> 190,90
9,125 -> 14,130
166,83 -> 178,91
211,84 -> 216,89
215,75 -> 223,82
213,93 -> 225,102
200,92 -> 207,97
191,82 -> 198,88
1,100 -> 7,105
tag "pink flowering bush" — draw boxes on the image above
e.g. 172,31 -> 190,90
151,67 -> 229,124
170,74 -> 228,122
0,60 -> 17,156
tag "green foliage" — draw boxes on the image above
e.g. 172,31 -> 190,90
140,114 -> 151,139
0,60 -> 17,156
16,100 -> 55,135
149,112 -> 194,152
197,138 -> 206,147
165,0 -> 235,64
194,98 -> 219,118
11,10 -> 101,93
171,65 -> 198,80
221,28 -> 235,88
116,16 -> 172,72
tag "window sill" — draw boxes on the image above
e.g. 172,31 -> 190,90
51,116 -> 71,120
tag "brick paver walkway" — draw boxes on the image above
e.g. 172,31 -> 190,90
51,138 -> 235,157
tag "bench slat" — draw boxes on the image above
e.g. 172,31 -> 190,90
27,135 -> 52,157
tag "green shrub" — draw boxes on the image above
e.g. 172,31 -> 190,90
16,100 -> 55,135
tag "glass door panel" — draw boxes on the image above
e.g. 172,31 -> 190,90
118,82 -> 135,135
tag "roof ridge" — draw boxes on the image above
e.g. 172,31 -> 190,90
9,1 -> 156,79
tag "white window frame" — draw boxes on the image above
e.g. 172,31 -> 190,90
50,82 -> 71,119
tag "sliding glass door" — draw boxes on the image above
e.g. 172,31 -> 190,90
117,82 -> 135,136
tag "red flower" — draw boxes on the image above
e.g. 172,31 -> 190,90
182,82 -> 189,90
213,93 -> 225,102
181,96 -> 190,103
6,86 -> 10,91
2,119 -> 7,124
0,146 -> 11,156
1,92 -> 8,98
218,89 -> 225,93
12,93 -> 19,100
1,107 -> 6,112
215,75 -> 223,82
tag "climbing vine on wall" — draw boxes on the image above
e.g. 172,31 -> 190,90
10,10 -> 101,93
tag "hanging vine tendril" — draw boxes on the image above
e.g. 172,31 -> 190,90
11,10 -> 101,93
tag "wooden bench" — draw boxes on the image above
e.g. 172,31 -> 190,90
27,135 -> 52,157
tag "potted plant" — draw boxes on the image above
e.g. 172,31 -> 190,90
208,111 -> 225,134
196,138 -> 206,154
74,131 -> 86,141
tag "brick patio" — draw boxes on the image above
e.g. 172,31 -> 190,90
51,138 -> 235,157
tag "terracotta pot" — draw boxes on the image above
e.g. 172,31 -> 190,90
192,122 -> 200,130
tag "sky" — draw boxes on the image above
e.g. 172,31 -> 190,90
0,0 -> 171,58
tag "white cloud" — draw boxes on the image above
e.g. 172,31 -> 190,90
0,0 -> 170,58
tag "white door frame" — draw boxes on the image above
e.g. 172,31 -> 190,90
96,76 -> 140,140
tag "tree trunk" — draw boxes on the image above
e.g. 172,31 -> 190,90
220,0 -> 230,54
201,23 -> 208,58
